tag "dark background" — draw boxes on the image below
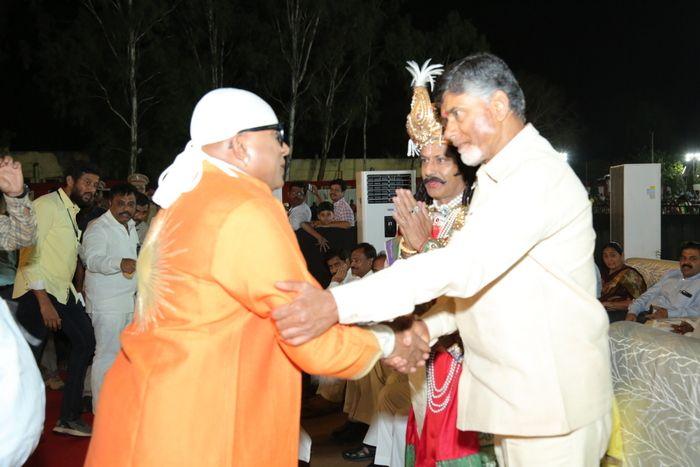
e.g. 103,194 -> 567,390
2,0 -> 699,181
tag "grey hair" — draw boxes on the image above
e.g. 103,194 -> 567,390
438,53 -> 526,121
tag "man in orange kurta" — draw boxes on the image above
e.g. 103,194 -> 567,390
84,89 -> 424,467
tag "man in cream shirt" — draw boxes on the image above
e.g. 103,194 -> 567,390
80,183 -> 139,412
272,53 -> 612,466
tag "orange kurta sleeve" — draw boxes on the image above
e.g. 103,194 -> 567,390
211,197 -> 382,379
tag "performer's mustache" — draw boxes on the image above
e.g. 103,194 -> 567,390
119,211 -> 132,217
423,176 -> 446,185
682,264 -> 692,269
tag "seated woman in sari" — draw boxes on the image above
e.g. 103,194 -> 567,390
600,242 -> 647,322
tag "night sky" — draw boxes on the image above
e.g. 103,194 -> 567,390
2,0 -> 700,175
409,1 -> 700,163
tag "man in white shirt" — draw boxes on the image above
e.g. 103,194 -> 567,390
311,245 -> 381,442
133,192 -> 151,245
272,53 -> 612,466
349,243 -> 375,281
332,243 -> 385,442
287,182 -> 312,231
626,241 -> 700,321
80,183 -> 139,412
311,249 -> 354,406
326,249 -> 352,288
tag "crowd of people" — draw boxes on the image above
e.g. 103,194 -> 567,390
596,241 -> 700,326
2,51 -> 699,467
0,158 -> 155,462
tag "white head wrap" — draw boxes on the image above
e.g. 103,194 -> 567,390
152,88 -> 278,209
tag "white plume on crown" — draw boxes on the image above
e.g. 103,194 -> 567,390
405,59 -> 444,91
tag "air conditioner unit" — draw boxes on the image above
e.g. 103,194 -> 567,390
356,170 -> 416,254
610,164 -> 661,259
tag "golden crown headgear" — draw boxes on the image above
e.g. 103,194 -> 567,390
405,59 -> 444,157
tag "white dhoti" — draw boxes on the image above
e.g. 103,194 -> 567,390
298,427 -> 312,463
363,372 -> 411,467
89,310 -> 133,412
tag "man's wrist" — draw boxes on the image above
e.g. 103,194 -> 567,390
5,184 -> 29,198
327,288 -> 348,323
32,288 -> 51,305
368,324 -> 395,357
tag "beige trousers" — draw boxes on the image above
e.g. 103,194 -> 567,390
316,377 -> 346,403
344,361 -> 389,424
494,414 -> 612,467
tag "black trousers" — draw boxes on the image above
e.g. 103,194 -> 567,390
15,291 -> 95,421
0,284 -> 13,300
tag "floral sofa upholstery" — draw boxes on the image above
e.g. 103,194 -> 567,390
607,258 -> 700,466
625,257 -> 678,288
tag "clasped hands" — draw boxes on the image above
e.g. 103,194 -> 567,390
392,189 -> 431,252
382,317 -> 431,374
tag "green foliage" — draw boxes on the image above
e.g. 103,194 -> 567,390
662,159 -> 686,195
627,150 -> 688,196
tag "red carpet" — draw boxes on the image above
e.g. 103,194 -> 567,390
24,389 -> 92,467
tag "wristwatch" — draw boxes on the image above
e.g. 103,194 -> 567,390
8,184 -> 29,199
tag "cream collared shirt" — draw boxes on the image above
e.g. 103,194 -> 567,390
331,124 -> 612,436
14,189 -> 81,304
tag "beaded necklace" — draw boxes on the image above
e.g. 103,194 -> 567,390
424,190 -> 472,411
426,345 -> 463,413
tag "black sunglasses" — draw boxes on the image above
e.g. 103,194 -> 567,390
238,123 -> 286,145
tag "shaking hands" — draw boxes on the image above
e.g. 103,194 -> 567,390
383,319 -> 431,374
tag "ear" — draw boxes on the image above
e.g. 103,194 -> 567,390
229,134 -> 250,163
489,90 -> 511,122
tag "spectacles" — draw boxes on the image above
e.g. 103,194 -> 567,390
238,123 -> 286,146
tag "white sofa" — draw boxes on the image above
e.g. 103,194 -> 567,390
607,258 -> 700,466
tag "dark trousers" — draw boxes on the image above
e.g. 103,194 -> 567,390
0,284 -> 13,300
16,291 -> 95,421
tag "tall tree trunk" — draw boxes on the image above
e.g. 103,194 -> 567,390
285,94 -> 298,180
128,28 -> 138,175
316,159 -> 327,182
316,129 -> 329,181
337,125 -> 350,178
308,153 -> 318,181
278,0 -> 319,180
362,94 -> 369,171
361,44 -> 372,170
206,0 -> 223,89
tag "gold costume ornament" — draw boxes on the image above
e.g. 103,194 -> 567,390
405,59 -> 444,156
